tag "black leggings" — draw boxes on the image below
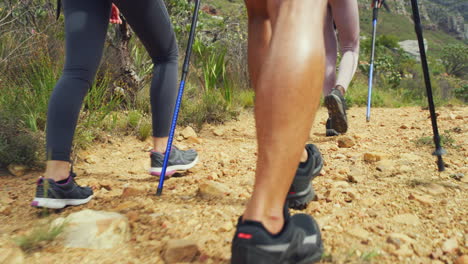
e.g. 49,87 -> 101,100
46,0 -> 178,161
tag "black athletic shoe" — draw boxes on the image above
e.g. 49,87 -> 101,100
324,86 -> 348,135
31,172 -> 93,209
231,214 -> 323,264
325,118 -> 340,137
150,146 -> 198,176
287,144 -> 323,210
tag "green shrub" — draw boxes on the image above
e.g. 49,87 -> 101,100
15,221 -> 66,252
137,120 -> 152,141
127,110 -> 142,129
179,87 -> 239,130
0,113 -> 44,168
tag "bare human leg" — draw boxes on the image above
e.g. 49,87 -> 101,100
243,0 -> 327,234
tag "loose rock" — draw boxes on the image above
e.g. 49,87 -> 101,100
84,155 -> 98,164
198,181 -> 230,199
7,164 -> 28,177
392,214 -> 421,226
52,209 -> 130,249
347,168 -> 364,183
0,205 -> 12,215
376,160 -> 395,172
0,239 -> 24,264
213,128 -> 224,136
387,233 -> 415,248
181,126 -> 197,139
442,237 -> 459,254
347,226 -> 370,241
186,136 -> 202,144
408,193 -> 434,206
121,186 -> 143,198
363,152 -> 385,163
337,136 -> 355,148
422,183 -> 446,196
164,239 -> 199,263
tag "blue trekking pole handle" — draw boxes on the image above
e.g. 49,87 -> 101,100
366,0 -> 380,122
156,0 -> 201,196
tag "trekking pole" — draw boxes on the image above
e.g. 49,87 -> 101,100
366,0 -> 381,122
410,0 -> 445,171
156,0 -> 201,196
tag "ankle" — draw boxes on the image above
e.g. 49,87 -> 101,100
335,85 -> 345,96
153,137 -> 169,153
45,161 -> 70,182
243,201 -> 285,235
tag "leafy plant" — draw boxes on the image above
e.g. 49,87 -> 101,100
441,44 -> 467,77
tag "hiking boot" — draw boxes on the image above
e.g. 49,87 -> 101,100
231,213 -> 323,264
31,172 -> 93,209
287,144 -> 323,210
150,146 -> 198,176
324,85 -> 348,135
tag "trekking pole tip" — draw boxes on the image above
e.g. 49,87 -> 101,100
433,147 -> 446,172
156,188 -> 163,196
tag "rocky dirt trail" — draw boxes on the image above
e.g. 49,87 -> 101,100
0,107 -> 467,264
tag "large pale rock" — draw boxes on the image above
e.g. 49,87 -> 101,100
0,239 -> 24,264
7,164 -> 28,177
198,181 -> 230,199
164,239 -> 199,263
52,209 -> 130,249
180,126 -> 197,139
392,214 -> 421,226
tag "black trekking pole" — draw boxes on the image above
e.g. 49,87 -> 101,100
366,0 -> 381,122
156,0 -> 201,196
410,0 -> 446,171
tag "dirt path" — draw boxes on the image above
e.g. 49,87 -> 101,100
1,107 -> 467,264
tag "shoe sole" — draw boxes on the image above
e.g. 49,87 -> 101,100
149,156 -> 199,176
325,94 -> 348,134
287,184 -> 316,210
31,195 -> 93,209
287,157 -> 323,210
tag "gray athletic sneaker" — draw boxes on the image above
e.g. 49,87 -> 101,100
31,172 -> 93,209
324,86 -> 348,135
150,146 -> 198,176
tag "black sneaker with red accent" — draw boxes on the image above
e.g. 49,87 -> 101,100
231,213 -> 323,264
287,144 -> 323,210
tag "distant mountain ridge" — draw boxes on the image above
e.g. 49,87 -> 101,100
358,0 -> 467,40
